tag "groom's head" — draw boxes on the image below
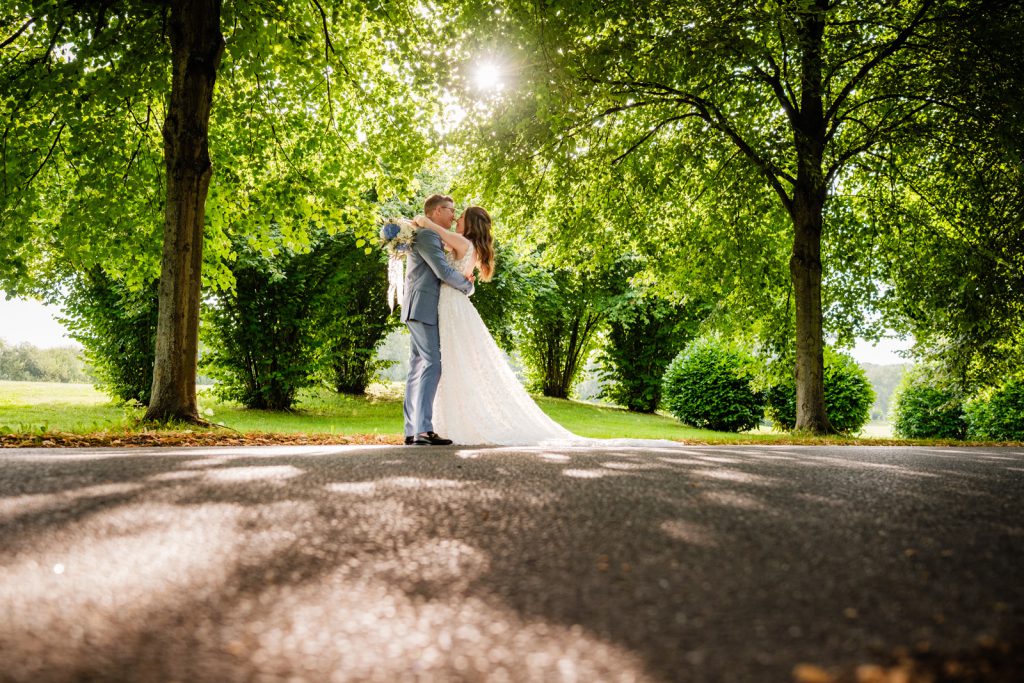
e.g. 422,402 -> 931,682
424,194 -> 455,228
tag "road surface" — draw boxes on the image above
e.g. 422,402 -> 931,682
1,444 -> 1021,682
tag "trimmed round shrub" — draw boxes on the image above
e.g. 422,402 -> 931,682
891,366 -> 967,439
765,351 -> 874,434
965,378 -> 1024,441
661,340 -> 763,432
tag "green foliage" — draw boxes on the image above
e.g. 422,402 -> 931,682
1,1 -> 439,299
866,1 -> 1024,389
965,379 -> 1024,441
661,339 -> 763,433
470,244 -> 533,353
60,270 -> 159,404
203,229 -> 393,409
516,260 -> 612,398
890,365 -> 968,439
320,241 -> 401,395
764,351 -> 875,434
596,283 -> 704,413
0,340 -> 91,383
0,4 -> 170,295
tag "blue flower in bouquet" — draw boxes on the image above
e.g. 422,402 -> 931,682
379,218 -> 417,258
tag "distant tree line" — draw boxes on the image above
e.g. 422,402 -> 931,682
0,341 -> 91,383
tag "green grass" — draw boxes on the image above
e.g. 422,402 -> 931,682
0,381 -> 404,436
0,380 -> 767,441
0,381 -> 140,433
199,387 -> 405,436
0,380 -> 999,446
534,397 -> 782,442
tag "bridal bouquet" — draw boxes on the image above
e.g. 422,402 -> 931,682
380,218 -> 417,311
379,218 -> 417,257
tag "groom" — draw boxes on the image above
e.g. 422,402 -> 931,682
401,194 -> 475,445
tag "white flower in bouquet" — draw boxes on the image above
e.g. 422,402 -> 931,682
379,218 -> 417,258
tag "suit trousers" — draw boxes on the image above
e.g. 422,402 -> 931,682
404,320 -> 441,437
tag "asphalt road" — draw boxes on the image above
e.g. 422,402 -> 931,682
0,444 -> 1021,682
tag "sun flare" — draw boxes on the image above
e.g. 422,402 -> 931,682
473,61 -> 503,91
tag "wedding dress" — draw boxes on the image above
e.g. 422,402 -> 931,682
431,245 -> 679,448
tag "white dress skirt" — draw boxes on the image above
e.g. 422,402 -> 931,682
431,246 -> 679,448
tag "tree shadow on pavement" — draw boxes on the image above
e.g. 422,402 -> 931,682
0,444 -> 1021,682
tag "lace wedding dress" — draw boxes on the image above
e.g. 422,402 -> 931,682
432,245 -> 679,448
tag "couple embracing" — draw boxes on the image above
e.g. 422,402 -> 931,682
401,194 -> 677,449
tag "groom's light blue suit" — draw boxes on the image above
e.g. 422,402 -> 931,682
401,229 -> 474,437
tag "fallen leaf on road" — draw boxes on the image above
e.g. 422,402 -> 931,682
793,663 -> 835,683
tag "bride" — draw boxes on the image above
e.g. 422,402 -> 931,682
412,207 -> 678,448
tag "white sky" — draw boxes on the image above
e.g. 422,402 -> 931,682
0,294 -> 914,364
0,296 -> 79,348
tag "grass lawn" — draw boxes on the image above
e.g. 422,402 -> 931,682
1,380 -> 758,441
0,380 -> 767,441
0,382 -> 137,433
0,380 -> 998,447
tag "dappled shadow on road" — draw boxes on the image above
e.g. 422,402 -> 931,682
0,445 -> 1022,682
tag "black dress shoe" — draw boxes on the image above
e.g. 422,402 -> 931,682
411,431 -> 453,446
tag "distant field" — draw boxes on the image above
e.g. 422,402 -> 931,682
0,380 -> 901,444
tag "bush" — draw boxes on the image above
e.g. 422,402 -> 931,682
470,244 -> 532,354
764,351 -> 874,434
203,229 -> 395,409
517,263 -> 611,399
965,378 -> 1024,441
320,240 -> 400,395
61,269 -> 159,404
596,290 -> 703,413
661,339 -> 763,432
891,366 -> 967,439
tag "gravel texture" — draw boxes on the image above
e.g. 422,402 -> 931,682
0,444 -> 1021,682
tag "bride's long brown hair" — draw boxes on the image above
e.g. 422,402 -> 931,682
462,206 -> 495,281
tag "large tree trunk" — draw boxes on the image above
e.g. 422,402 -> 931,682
145,0 -> 224,423
790,188 -> 834,433
789,0 -> 836,434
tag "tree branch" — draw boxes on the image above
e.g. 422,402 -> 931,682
310,0 -> 345,131
826,102 -> 931,183
750,57 -> 798,126
824,0 -> 935,125
0,17 -> 33,50
774,9 -> 798,106
22,121 -> 65,189
310,0 -> 335,59
123,132 -> 147,186
826,93 -> 954,143
599,77 -> 795,208
612,113 -> 701,165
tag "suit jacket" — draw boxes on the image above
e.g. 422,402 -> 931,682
400,229 -> 474,325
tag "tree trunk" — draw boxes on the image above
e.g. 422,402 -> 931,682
144,0 -> 224,423
790,189 -> 834,433
790,0 -> 836,434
